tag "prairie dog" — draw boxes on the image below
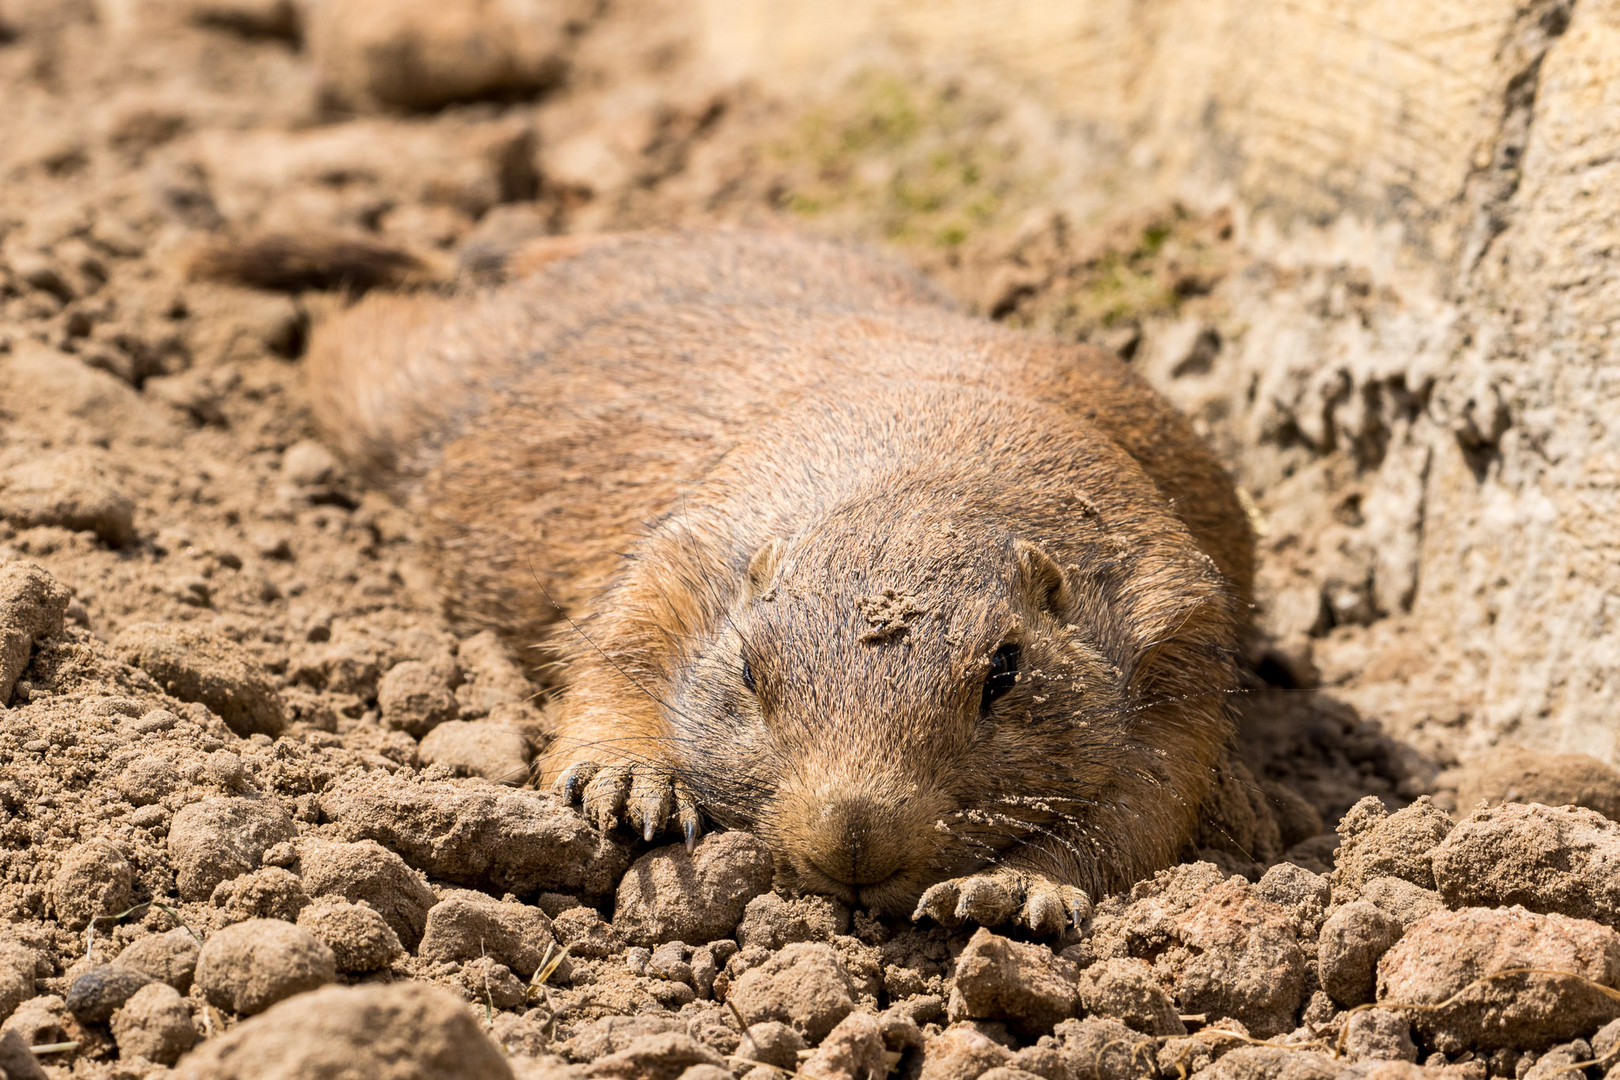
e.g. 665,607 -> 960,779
298,230 -> 1255,931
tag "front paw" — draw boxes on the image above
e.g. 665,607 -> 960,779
913,867 -> 1091,936
553,760 -> 703,848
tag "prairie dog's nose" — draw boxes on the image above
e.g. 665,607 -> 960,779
804,795 -> 904,885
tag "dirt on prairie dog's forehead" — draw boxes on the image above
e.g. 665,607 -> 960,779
1,2 -> 1618,1079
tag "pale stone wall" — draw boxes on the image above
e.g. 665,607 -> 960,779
696,0 -> 1619,764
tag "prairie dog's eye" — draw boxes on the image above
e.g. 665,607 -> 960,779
981,643 -> 1020,712
741,657 -> 757,693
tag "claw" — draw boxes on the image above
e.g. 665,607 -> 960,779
913,869 -> 1091,935
956,870 -> 1021,926
553,761 -> 601,804
674,781 -> 702,852
912,879 -> 963,926
582,764 -> 632,830
628,767 -> 674,842
1022,883 -> 1067,936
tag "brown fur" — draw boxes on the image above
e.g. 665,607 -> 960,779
304,231 -> 1256,913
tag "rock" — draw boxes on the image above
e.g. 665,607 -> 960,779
1431,803 -> 1620,928
417,720 -> 531,784
114,623 -> 286,736
379,660 -> 459,737
307,0 -> 585,112
194,918 -> 336,1016
917,1023 -> 1011,1080
729,942 -> 857,1043
582,1031 -> 725,1080
948,928 -> 1079,1037
0,1029 -> 45,1080
1075,957 -> 1185,1037
736,1021 -> 806,1071
1377,906 -> 1620,1052
736,893 -> 850,950
211,866 -> 311,924
1331,796 -> 1454,896
0,561 -> 71,706
297,899 -> 403,973
168,796 -> 297,901
65,964 -> 153,1023
800,1011 -> 886,1080
0,450 -> 135,545
1448,745 -> 1620,822
1319,901 -> 1405,1007
419,890 -> 555,978
173,981 -> 513,1079
1343,1008 -> 1418,1063
320,772 -> 632,898
297,837 -> 436,948
614,831 -> 775,946
115,929 -> 201,993
50,838 -> 134,932
109,982 -> 197,1066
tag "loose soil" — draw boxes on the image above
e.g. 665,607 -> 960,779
3,3 -> 1620,1078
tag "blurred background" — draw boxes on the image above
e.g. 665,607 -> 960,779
1,0 -> 1614,790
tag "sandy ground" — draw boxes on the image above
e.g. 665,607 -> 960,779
3,2 -> 1620,1077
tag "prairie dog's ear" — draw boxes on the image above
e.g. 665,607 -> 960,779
746,538 -> 787,599
1015,539 -> 1073,615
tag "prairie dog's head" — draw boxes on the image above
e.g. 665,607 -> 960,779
660,505 -> 1237,915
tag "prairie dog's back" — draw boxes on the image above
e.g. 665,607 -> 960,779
306,231 -> 953,490
307,229 -> 1252,646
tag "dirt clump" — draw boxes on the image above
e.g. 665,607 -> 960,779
418,889 -> 555,978
1377,906 -> 1620,1053
168,795 -> 298,900
613,831 -> 776,947
1318,901 -> 1405,1007
173,981 -> 514,1080
319,772 -> 632,896
1431,803 -> 1620,927
194,917 -> 336,1016
417,718 -> 531,784
948,927 -> 1079,1037
1443,745 -> 1620,822
109,980 -> 199,1065
729,942 -> 859,1043
115,927 -> 202,993
0,561 -> 69,705
295,837 -> 436,948
296,898 -> 403,973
